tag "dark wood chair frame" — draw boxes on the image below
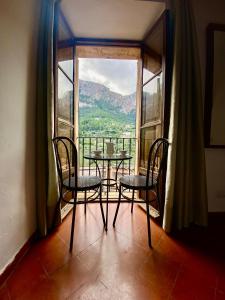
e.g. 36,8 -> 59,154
53,136 -> 106,251
113,138 -> 169,248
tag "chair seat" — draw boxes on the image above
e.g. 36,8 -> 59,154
63,176 -> 101,190
120,175 -> 157,190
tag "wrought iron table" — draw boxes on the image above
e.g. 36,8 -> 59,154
84,153 -> 132,230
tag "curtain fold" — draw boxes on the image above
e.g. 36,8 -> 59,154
36,0 -> 60,237
163,0 -> 208,232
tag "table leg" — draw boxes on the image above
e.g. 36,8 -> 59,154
115,160 -> 123,191
106,160 -> 110,231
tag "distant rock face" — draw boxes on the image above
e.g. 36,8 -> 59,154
79,80 -> 136,114
58,80 -> 136,122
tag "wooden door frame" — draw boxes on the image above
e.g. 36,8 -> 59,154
55,7 -> 173,219
137,10 -> 173,221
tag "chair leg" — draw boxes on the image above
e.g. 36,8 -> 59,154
131,189 -> 134,213
69,191 -> 77,252
145,190 -> 152,248
84,190 -> 87,214
113,184 -> 122,227
99,185 -> 106,228
105,190 -> 109,232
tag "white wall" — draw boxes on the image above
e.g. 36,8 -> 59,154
191,0 -> 225,212
0,0 -> 40,273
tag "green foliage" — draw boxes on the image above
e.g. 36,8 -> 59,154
78,92 -> 136,169
79,94 -> 136,138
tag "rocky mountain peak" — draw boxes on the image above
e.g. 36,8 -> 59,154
79,80 -> 136,114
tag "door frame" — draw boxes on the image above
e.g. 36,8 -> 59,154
137,10 -> 173,220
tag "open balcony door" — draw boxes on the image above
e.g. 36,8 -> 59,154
56,42 -> 141,218
55,46 -> 77,217
54,10 -> 77,217
138,10 -> 172,221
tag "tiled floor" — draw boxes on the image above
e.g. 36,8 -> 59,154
1,204 -> 225,300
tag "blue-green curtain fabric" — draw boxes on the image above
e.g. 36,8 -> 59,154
163,0 -> 208,231
36,0 -> 60,236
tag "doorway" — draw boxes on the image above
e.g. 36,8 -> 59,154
56,10 -> 172,221
76,50 -> 139,179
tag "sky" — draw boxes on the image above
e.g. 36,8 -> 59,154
58,58 -> 158,98
78,58 -> 137,96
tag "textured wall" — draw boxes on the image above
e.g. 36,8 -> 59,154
0,0 -> 40,273
191,0 -> 225,211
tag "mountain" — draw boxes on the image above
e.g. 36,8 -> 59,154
57,78 -> 160,139
78,80 -> 136,137
58,80 -> 136,138
79,80 -> 136,115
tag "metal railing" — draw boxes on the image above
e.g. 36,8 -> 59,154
77,137 -> 136,187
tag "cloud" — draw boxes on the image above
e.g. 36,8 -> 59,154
79,58 -> 137,95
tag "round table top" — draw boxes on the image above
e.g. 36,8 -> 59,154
84,153 -> 132,161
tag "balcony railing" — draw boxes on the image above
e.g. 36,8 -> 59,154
77,137 -> 136,189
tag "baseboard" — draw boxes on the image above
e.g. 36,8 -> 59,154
138,203 -> 160,218
61,203 -> 73,219
0,232 -> 37,288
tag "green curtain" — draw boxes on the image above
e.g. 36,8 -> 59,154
36,0 -> 60,236
163,0 -> 208,232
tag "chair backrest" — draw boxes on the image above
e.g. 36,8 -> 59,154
52,136 -> 78,190
146,138 -> 169,188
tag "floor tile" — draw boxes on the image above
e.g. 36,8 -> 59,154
134,250 -> 181,298
57,205 -> 106,255
217,264 -> 225,292
170,265 -> 216,300
114,204 -> 163,249
155,232 -> 189,265
78,229 -> 151,274
2,204 -> 225,300
78,230 -> 176,299
0,284 -> 10,300
216,289 -> 225,300
32,232 -> 72,275
67,280 -> 109,300
47,255 -> 98,299
20,278 -> 62,300
21,256 -> 93,300
6,251 -> 47,299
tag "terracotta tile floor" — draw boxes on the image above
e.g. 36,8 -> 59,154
1,204 -> 225,300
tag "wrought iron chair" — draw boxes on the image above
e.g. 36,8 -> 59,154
53,136 -> 105,252
113,138 -> 169,248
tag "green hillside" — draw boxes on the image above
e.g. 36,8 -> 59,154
78,80 -> 136,138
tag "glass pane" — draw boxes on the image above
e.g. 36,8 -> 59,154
140,126 -> 161,169
58,121 -> 74,139
141,73 -> 162,125
142,52 -> 162,84
58,69 -> 74,123
143,68 -> 154,84
58,47 -> 73,81
59,60 -> 73,82
57,122 -> 74,171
